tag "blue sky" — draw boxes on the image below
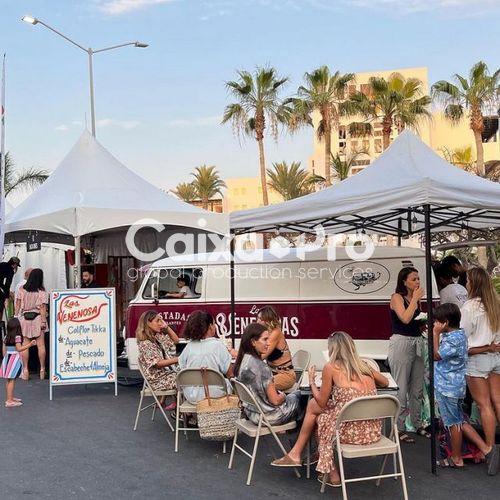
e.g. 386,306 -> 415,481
1,0 -> 500,205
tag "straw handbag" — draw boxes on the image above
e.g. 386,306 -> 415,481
196,368 -> 240,441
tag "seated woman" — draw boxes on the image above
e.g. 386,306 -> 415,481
256,306 -> 295,391
178,310 -> 233,403
234,323 -> 302,426
137,310 -> 179,410
272,331 -> 388,488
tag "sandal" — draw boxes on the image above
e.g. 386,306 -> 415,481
398,431 -> 415,444
271,454 -> 302,467
317,474 -> 341,488
437,457 -> 465,468
415,427 -> 431,439
5,400 -> 23,408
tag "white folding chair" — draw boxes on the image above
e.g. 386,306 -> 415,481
285,349 -> 311,394
228,379 -> 301,486
320,394 -> 408,500
174,368 -> 230,453
133,364 -> 176,432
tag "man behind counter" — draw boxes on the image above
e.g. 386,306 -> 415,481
82,268 -> 101,288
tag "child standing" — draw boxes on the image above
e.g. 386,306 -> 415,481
433,303 -> 499,475
0,318 -> 36,407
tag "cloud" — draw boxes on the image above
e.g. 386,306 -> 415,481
97,118 -> 141,129
55,119 -> 139,131
342,0 -> 500,14
96,0 -> 176,15
55,121 -> 83,132
165,115 -> 221,127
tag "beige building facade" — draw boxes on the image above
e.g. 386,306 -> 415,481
222,66 -> 499,213
309,66 -> 500,179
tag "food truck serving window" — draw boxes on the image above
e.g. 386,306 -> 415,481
142,268 -> 203,300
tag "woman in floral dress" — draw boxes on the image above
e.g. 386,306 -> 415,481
15,268 -> 48,380
272,331 -> 388,487
137,310 -> 179,409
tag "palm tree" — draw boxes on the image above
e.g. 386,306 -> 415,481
294,66 -> 355,186
190,165 -> 226,210
440,146 -> 475,171
347,72 -> 431,151
266,161 -> 314,201
432,61 -> 500,176
222,67 -> 290,205
172,182 -> 197,203
311,150 -> 369,186
1,152 -> 49,197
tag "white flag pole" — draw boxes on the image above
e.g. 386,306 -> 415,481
0,53 -> 6,259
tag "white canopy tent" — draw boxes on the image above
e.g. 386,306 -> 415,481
231,130 -> 500,236
229,130 -> 500,474
6,131 -> 227,236
5,131 -> 228,285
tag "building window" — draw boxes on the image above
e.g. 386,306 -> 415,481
241,187 -> 247,195
233,188 -> 239,195
348,85 -> 357,97
338,126 -> 347,140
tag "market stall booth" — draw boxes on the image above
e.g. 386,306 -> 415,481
230,130 -> 500,473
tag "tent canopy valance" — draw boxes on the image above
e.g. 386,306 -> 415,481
230,131 -> 500,236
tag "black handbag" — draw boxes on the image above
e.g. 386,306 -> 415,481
23,311 -> 40,321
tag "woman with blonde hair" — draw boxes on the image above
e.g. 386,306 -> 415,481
256,306 -> 295,391
460,267 -> 500,449
137,310 -> 179,409
272,331 -> 388,487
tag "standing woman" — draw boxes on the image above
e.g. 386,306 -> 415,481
256,306 -> 295,391
137,311 -> 179,408
388,267 -> 428,442
15,268 -> 48,380
460,267 -> 500,450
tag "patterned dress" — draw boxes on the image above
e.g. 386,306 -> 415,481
316,386 -> 381,474
0,335 -> 24,379
138,333 -> 177,391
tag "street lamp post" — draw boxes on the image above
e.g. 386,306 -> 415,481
22,16 -> 147,288
21,15 -> 148,138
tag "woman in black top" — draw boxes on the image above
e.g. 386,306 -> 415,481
388,267 -> 429,443
256,306 -> 295,391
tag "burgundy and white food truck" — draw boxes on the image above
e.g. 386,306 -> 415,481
125,246 -> 437,368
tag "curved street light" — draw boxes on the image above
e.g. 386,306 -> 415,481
22,15 -> 148,138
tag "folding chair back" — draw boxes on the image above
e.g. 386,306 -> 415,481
176,367 -> 227,390
232,379 -> 265,414
337,395 -> 399,428
292,349 -> 311,372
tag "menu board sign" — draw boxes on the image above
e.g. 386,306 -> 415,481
49,289 -> 117,399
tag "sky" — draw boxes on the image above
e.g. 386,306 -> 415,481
1,0 -> 500,206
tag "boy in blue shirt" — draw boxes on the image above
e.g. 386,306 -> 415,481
433,303 -> 499,474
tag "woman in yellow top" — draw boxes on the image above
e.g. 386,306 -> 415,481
256,306 -> 295,391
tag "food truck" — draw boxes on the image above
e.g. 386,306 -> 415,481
124,246 -> 437,368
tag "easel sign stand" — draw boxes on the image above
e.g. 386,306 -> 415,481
49,288 -> 118,400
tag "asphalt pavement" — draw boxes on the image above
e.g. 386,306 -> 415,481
0,368 -> 498,500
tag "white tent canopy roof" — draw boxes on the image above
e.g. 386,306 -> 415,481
6,131 -> 228,236
230,130 -> 500,235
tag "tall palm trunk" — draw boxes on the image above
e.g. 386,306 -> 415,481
471,105 -> 485,176
202,197 -> 208,210
382,116 -> 393,150
257,138 -> 269,206
322,107 -> 332,186
255,109 -> 269,206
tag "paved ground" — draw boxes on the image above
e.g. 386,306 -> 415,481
1,368 -> 498,500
